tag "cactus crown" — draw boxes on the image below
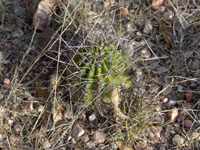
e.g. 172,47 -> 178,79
70,41 -> 131,103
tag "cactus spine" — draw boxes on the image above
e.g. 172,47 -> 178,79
70,41 -> 131,103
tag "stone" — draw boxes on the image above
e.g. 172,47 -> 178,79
89,113 -> 96,121
12,29 -> 24,38
168,107 -> 178,121
86,141 -> 95,148
14,125 -> 22,133
140,48 -> 151,59
177,85 -> 183,92
172,134 -> 184,145
94,131 -> 106,143
143,23 -> 153,34
184,119 -> 192,128
157,66 -> 168,74
72,123 -> 84,138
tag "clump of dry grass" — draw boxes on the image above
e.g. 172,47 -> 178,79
1,0 -> 200,149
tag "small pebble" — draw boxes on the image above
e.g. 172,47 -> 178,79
41,61 -> 47,66
12,39 -> 20,45
140,48 -> 151,59
189,132 -> 199,140
8,119 -> 14,125
83,135 -> 89,143
163,98 -> 168,103
157,66 -> 169,74
37,105 -> 44,112
13,6 -> 23,14
172,134 -> 184,145
14,125 -> 22,133
184,119 -> 192,128
177,85 -> 183,92
157,6 -> 165,12
169,100 -> 177,106
162,86 -> 171,95
72,123 -> 84,138
143,23 -> 153,34
6,33 -> 11,39
164,10 -> 174,21
94,131 -> 106,143
4,78 -> 10,85
185,92 -> 192,101
64,110 -> 72,120
26,76 -> 31,82
86,141 -> 95,148
12,29 -> 24,38
169,107 -> 178,121
89,114 -> 96,121
45,69 -> 49,74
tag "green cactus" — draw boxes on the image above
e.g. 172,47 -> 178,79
70,41 -> 131,103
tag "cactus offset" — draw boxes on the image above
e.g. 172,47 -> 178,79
70,41 -> 131,103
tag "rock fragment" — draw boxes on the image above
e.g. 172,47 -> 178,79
143,23 -> 153,34
12,29 -> 24,38
94,131 -> 106,143
72,123 -> 84,138
172,134 -> 184,145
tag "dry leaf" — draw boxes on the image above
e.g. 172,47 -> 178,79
109,90 -> 129,120
33,0 -> 61,30
117,6 -> 128,15
39,135 -> 51,149
109,89 -> 120,106
136,141 -> 148,150
116,141 -> 133,150
159,25 -> 172,46
114,107 -> 129,120
35,81 -> 48,102
51,102 -> 63,123
48,71 -> 60,93
55,120 -> 68,132
148,0 -> 164,10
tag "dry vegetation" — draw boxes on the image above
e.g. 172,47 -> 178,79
0,0 -> 200,149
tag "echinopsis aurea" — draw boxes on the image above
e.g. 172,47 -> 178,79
69,41 -> 131,105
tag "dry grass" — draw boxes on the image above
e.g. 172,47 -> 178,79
0,0 -> 200,149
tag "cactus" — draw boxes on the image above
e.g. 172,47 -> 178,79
70,41 -> 131,103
